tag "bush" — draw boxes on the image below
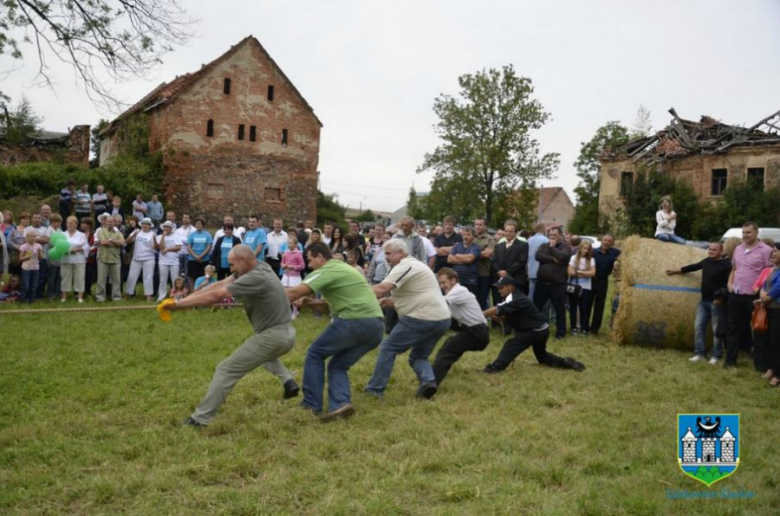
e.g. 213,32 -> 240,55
622,168 -> 698,238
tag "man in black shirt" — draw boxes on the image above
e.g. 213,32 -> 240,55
666,242 -> 732,364
534,227 -> 572,339
481,276 -> 585,373
434,216 -> 462,272
590,235 -> 621,335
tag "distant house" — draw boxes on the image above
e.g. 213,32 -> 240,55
599,108 -> 780,224
0,126 -> 90,167
99,35 -> 322,225
537,187 -> 575,230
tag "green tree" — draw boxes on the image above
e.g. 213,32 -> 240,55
0,96 -> 43,143
0,0 -> 193,108
623,168 -> 698,238
419,176 -> 476,223
90,119 -> 109,168
418,65 -> 559,224
355,209 -> 375,222
317,190 -> 346,226
568,121 -> 630,235
406,186 -> 425,220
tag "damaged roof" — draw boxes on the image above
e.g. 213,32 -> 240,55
604,108 -> 780,165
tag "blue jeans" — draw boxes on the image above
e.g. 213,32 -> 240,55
302,317 -> 383,414
694,301 -> 722,358
655,233 -> 686,245
365,316 -> 450,396
21,269 -> 39,303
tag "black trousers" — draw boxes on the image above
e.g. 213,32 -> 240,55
266,257 -> 281,276
768,308 -> 780,376
569,289 -> 594,332
725,294 -> 757,366
534,282 -> 567,338
590,277 -> 609,334
490,328 -> 568,370
433,324 -> 489,384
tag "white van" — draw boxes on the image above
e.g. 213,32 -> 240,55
721,227 -> 780,242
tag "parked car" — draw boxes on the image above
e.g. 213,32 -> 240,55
721,227 -> 780,243
578,235 -> 602,251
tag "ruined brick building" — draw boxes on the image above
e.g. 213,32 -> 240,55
599,108 -> 780,224
100,36 -> 322,224
1,126 -> 90,167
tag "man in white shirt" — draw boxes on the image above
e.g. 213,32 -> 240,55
322,222 -> 333,246
431,267 -> 490,385
416,224 -> 437,269
174,214 -> 195,279
265,218 -> 288,276
366,239 -> 451,400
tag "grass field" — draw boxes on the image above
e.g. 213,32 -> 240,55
1,297 -> 778,515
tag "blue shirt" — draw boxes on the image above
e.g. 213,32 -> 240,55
243,228 -> 267,259
527,233 -> 549,280
219,237 -> 236,269
767,268 -> 780,301
449,242 -> 481,286
187,230 -> 213,262
594,247 -> 621,280
147,201 -> 164,221
194,275 -> 217,290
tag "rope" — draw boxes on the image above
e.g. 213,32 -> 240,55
0,303 -> 243,315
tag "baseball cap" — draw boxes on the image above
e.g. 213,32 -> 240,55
493,276 -> 518,288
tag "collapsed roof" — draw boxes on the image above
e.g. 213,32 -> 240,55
604,108 -> 780,166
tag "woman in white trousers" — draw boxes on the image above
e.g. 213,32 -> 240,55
156,221 -> 182,302
125,218 -> 157,301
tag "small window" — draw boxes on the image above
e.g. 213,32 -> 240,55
267,85 -> 275,101
206,119 -> 214,138
748,167 -> 764,187
223,78 -> 231,94
619,171 -> 633,197
238,124 -> 245,141
711,169 -> 728,196
249,125 -> 257,142
281,129 -> 288,146
265,187 -> 281,201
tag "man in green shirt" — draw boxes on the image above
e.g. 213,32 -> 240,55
286,242 -> 384,422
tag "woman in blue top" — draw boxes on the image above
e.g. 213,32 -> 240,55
186,217 -> 213,289
211,224 -> 242,280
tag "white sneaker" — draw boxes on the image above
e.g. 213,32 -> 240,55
708,357 -> 720,365
689,355 -> 704,362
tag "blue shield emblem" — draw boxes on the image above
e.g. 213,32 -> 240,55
678,414 -> 739,486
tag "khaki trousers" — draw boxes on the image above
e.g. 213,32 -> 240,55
60,262 -> 85,293
96,260 -> 121,302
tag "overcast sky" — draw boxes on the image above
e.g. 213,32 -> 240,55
2,0 -> 779,213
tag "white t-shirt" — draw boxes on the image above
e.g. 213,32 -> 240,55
569,256 -> 596,290
61,230 -> 89,264
383,256 -> 450,321
422,237 -> 436,259
214,226 -> 246,241
132,230 -> 157,261
156,233 -> 181,266
174,225 -> 195,255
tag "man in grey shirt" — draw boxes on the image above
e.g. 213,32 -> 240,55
166,244 -> 299,427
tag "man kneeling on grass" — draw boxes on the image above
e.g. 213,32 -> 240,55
482,276 -> 585,373
432,267 -> 490,386
285,243 -> 384,422
162,244 -> 300,428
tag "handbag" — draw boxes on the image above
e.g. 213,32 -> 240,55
566,275 -> 582,298
752,303 -> 768,333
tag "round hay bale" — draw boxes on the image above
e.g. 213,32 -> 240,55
612,236 -> 707,350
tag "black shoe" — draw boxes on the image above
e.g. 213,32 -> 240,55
283,379 -> 300,400
416,381 -> 438,399
182,417 -> 206,428
482,364 -> 503,374
320,404 -> 355,423
562,357 -> 586,372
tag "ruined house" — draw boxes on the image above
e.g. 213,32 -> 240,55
99,36 -> 322,224
538,187 -> 575,230
0,126 -> 91,167
599,108 -> 780,222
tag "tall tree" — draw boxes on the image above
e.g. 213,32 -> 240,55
406,186 -> 424,220
568,122 -> 630,235
0,0 -> 193,109
631,104 -> 653,138
418,65 -> 559,224
0,96 -> 43,143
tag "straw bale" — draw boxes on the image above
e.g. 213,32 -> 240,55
612,236 -> 708,350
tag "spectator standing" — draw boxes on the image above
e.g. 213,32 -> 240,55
329,225 -> 344,254
80,218 -> 98,299
174,214 -> 195,278
296,221 -> 309,248
666,242 -> 731,364
567,241 -> 596,335
212,224 -> 242,280
19,232 -> 42,303
417,224 -> 437,268
125,218 -> 157,301
59,180 -> 76,219
95,214 -> 125,302
156,221 -> 181,302
46,214 -> 63,299
322,223 -> 333,246
534,227 -> 572,339
7,212 -> 28,277
60,216 -> 89,303
132,195 -> 148,220
74,183 -> 92,220
365,224 -> 385,264
243,215 -> 267,263
655,195 -> 685,245
492,220 -> 530,296
186,218 -> 213,290
147,194 -> 164,227
213,215 -> 236,240
447,226 -> 481,297
281,235 -> 305,288
725,222 -> 774,367
590,235 -> 621,335
24,213 -> 52,299
39,205 -> 52,227
473,217 -> 496,310
527,223 -> 549,302
121,215 -> 139,285
265,218 -> 288,276
92,185 -> 109,223
755,249 -> 780,386
392,216 -> 427,263
434,216 -> 462,272
348,220 -> 366,248
367,231 -> 392,285
109,196 -> 124,219
343,232 -> 365,268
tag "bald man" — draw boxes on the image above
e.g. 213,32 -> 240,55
166,244 -> 299,427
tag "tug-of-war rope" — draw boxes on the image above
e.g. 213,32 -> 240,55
0,303 -> 242,316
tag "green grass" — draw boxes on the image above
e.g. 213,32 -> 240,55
1,299 -> 778,514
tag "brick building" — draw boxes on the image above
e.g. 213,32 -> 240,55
1,126 -> 90,167
538,186 -> 575,230
599,108 -> 780,223
100,36 -> 322,225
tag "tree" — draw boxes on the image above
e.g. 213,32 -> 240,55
355,209 -> 375,222
418,65 -> 559,225
622,168 -> 698,238
317,190 -> 346,226
632,104 -> 653,138
90,119 -> 109,168
406,186 -> 425,220
0,95 -> 43,143
568,122 -> 630,235
0,0 -> 193,109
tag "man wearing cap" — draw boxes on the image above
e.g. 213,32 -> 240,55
432,267 -> 490,386
482,275 -> 585,373
95,213 -> 125,302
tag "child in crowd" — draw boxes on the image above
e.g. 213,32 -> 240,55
47,214 -> 63,300
19,232 -> 42,303
193,265 -> 217,292
169,276 -> 189,301
345,249 -> 366,280
0,274 -> 22,302
281,235 -> 304,287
